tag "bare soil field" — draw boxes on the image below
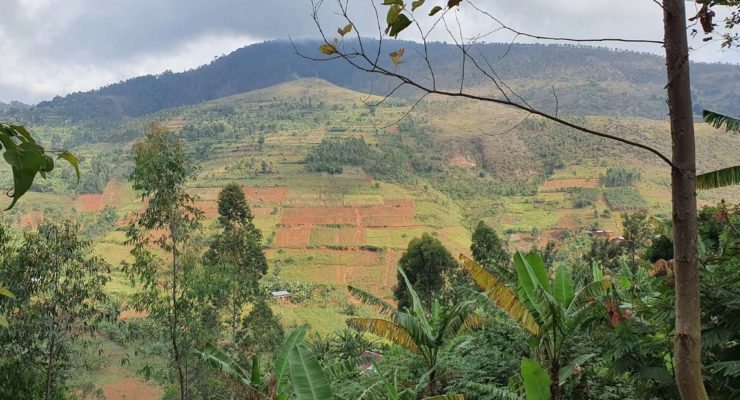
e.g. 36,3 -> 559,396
541,179 -> 601,191
274,224 -> 313,247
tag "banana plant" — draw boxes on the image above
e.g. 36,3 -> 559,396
347,266 -> 478,397
460,252 -> 612,400
195,324 -> 333,400
358,362 -> 465,400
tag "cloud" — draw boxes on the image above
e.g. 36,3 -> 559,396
0,0 -> 737,103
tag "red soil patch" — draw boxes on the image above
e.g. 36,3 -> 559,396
79,180 -> 126,213
18,211 -> 44,229
450,154 -> 476,168
195,200 -> 219,218
274,224 -> 313,247
80,194 -> 105,212
243,187 -> 288,204
281,200 -> 416,227
100,376 -> 162,400
541,179 -> 601,191
118,309 -> 148,321
252,207 -> 275,217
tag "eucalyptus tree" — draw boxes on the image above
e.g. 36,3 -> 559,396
124,126 -> 203,400
0,219 -> 109,400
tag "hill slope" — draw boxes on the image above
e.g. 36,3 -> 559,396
5,40 -> 738,125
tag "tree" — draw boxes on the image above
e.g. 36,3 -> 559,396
395,233 -> 456,310
237,300 -> 285,358
203,183 -> 268,346
0,123 -> 78,209
460,253 -> 612,400
348,266 -> 477,396
306,1 -> 740,395
124,126 -> 203,400
0,219 -> 109,400
470,221 -> 510,275
621,210 -> 651,270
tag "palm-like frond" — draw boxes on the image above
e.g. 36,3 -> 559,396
697,165 -> 740,190
348,285 -> 397,317
193,344 -> 269,400
423,395 -> 465,400
566,278 -> 612,318
347,318 -> 422,353
703,110 -> 740,132
460,254 -> 540,336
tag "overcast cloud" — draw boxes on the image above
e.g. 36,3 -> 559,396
0,0 -> 738,103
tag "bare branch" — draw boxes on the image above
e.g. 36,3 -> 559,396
468,1 -> 664,45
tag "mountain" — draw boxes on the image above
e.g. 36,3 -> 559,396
9,40 -> 739,125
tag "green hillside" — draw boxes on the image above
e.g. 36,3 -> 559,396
2,78 -> 739,397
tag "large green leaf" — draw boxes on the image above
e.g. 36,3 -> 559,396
460,254 -> 540,335
552,264 -> 574,308
703,110 -> 740,132
521,358 -> 551,400
523,252 -> 551,292
288,343 -> 334,400
696,165 -> 740,190
275,325 -> 309,393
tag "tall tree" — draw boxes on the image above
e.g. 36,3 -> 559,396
394,233 -> 456,310
203,183 -> 268,346
621,210 -> 650,270
125,126 -> 203,400
0,219 -> 109,400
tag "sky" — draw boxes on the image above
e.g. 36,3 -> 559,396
1,0 -> 738,103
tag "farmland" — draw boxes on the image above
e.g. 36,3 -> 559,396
3,78 -> 740,398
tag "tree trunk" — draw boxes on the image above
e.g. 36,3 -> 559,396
44,334 -> 56,400
550,359 -> 560,400
171,219 -> 187,400
662,1 -> 708,399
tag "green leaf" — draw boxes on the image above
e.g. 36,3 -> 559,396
524,252 -> 551,292
58,150 -> 80,183
412,0 -> 425,11
703,109 -> 740,132
0,285 -> 15,299
447,0 -> 462,8
521,358 -> 551,400
696,165 -> 740,190
275,325 -> 308,393
552,265 -> 574,308
288,343 -> 333,400
0,315 -> 8,329
383,0 -> 404,4
390,14 -> 412,37
429,6 -> 443,15
387,4 -> 402,25
591,262 -> 604,282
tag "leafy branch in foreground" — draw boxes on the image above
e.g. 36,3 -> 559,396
0,123 -> 79,209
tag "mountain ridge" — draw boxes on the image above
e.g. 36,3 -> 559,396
3,40 -> 738,125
